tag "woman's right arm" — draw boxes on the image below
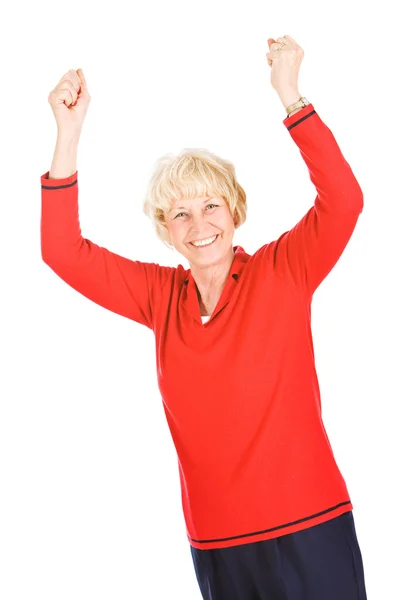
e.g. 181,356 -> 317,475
42,68 -> 173,330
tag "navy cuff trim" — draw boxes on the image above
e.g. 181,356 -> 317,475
287,109 -> 316,130
42,178 -> 78,190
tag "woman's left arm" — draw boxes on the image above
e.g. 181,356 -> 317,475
263,35 -> 364,299
270,103 -> 363,298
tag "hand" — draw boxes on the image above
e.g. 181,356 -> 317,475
48,69 -> 91,139
266,35 -> 304,106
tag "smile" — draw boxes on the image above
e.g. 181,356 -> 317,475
190,234 -> 219,248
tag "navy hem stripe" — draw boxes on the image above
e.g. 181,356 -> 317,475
287,108 -> 316,130
189,500 -> 352,544
41,178 -> 78,190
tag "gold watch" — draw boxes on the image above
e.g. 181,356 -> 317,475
286,96 -> 310,116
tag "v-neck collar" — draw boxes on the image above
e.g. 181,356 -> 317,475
180,245 -> 250,325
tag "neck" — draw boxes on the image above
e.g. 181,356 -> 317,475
190,246 -> 235,301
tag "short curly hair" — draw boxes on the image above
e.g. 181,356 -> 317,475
142,148 -> 247,249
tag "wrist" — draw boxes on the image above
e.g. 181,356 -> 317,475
286,107 -> 303,118
277,89 -> 301,110
56,130 -> 81,149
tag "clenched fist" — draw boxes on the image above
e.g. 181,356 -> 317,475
266,35 -> 304,104
48,69 -> 91,138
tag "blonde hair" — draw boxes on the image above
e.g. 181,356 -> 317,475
142,148 -> 247,249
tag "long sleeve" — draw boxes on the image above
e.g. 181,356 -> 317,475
40,170 -> 174,329
261,103 -> 364,299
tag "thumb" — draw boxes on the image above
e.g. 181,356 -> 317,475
77,68 -> 88,93
267,38 -> 276,49
72,68 -> 90,108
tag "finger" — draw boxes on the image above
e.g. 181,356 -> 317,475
266,49 -> 284,60
68,69 -> 82,92
60,70 -> 81,94
275,36 -> 289,45
59,81 -> 78,106
77,68 -> 87,91
49,85 -> 75,108
270,41 -> 286,51
282,34 -> 298,45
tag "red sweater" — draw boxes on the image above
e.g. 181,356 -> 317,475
41,103 -> 363,550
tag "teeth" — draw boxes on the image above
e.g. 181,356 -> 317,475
192,235 -> 217,247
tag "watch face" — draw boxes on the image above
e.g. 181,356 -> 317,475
302,97 -> 310,105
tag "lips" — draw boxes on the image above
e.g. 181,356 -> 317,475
190,234 -> 219,248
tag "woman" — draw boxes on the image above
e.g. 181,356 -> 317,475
41,35 -> 368,600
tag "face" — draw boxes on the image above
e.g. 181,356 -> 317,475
165,195 -> 236,267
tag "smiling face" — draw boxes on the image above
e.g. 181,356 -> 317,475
165,194 -> 237,268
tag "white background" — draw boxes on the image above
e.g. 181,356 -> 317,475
1,0 -> 399,598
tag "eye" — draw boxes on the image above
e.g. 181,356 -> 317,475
174,204 -> 219,219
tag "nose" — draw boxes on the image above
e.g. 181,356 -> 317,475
190,212 -> 212,234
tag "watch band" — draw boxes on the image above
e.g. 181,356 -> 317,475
285,96 -> 310,116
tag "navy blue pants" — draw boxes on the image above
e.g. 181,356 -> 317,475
190,511 -> 367,599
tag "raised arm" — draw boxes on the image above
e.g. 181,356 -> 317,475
260,102 -> 363,299
260,36 -> 363,299
42,69 -> 173,330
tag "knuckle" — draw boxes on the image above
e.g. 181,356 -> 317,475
64,71 -> 80,90
69,77 -> 80,92
66,79 -> 78,95
68,69 -> 78,81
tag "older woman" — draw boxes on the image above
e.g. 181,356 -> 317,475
41,35 -> 368,600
